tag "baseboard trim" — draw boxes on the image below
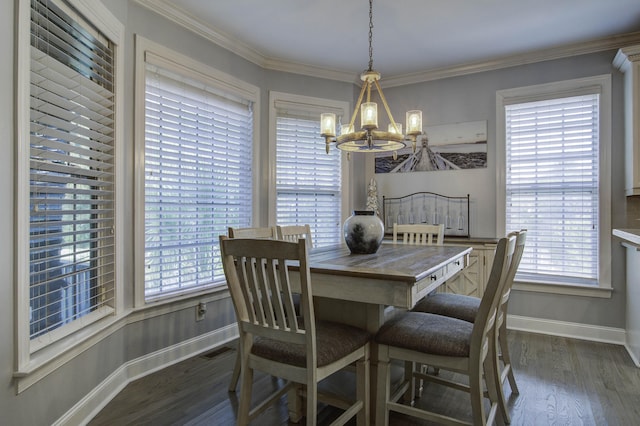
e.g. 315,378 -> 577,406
54,324 -> 238,426
507,314 -> 626,345
624,342 -> 640,367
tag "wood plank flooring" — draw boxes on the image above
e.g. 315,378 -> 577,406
89,331 -> 640,425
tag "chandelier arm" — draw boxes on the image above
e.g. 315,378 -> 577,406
349,81 -> 369,128
373,78 -> 400,135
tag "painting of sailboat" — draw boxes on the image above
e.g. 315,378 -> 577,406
375,120 -> 487,174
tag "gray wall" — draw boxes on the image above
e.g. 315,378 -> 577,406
0,0 -> 631,424
0,1 -> 355,424
377,52 -> 628,328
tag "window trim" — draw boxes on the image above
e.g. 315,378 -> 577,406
14,0 -> 125,390
495,75 -> 612,297
267,91 -> 351,228
134,35 -> 261,307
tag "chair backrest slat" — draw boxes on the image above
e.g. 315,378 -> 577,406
393,223 -> 444,245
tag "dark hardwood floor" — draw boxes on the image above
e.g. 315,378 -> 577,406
89,331 -> 640,425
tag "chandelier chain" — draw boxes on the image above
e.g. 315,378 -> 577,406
368,0 -> 374,71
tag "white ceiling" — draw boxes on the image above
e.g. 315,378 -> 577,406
138,0 -> 640,82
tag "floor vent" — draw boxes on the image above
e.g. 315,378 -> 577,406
201,346 -> 234,359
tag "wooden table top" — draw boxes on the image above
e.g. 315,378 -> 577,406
302,243 -> 472,284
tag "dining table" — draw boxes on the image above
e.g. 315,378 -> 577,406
286,241 -> 473,420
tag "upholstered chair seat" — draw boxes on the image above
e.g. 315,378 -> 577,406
253,320 -> 371,368
412,293 -> 480,323
376,312 -> 473,357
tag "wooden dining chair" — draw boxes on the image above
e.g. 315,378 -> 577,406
392,222 -> 445,391
374,234 -> 516,426
392,223 -> 445,245
219,236 -> 371,426
226,226 -> 277,392
276,224 -> 313,250
411,229 -> 527,423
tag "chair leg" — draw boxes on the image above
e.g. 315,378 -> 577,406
228,351 -> 241,392
485,333 -> 507,425
499,321 -> 519,394
237,364 -> 254,426
376,349 -> 391,426
469,363 -> 488,426
306,380 -> 318,426
356,351 -> 370,426
403,361 -> 416,403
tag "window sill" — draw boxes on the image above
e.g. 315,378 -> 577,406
513,280 -> 613,298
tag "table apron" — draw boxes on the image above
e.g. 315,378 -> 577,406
289,252 -> 466,309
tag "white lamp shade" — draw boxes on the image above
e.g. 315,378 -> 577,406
321,113 -> 336,137
406,110 -> 422,135
361,102 -> 378,129
341,123 -> 354,135
388,122 -> 402,135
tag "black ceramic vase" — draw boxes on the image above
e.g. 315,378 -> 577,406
343,210 -> 384,254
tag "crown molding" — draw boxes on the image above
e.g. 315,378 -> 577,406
135,1 -> 640,86
263,57 -> 358,83
613,43 -> 640,71
135,0 -> 267,68
383,31 -> 640,88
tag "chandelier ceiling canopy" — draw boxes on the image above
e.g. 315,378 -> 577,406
321,0 -> 423,157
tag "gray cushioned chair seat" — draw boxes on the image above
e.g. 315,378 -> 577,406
412,293 -> 480,323
252,320 -> 371,368
375,312 -> 473,357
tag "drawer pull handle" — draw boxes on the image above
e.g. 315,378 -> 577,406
431,275 -> 437,281
455,260 -> 461,266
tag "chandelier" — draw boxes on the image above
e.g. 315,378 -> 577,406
320,0 -> 422,157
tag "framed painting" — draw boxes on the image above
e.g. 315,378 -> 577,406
375,120 -> 487,174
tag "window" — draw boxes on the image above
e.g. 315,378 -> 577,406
269,92 -> 350,247
24,0 -> 119,339
496,76 -> 611,292
135,37 -> 259,302
16,0 -> 124,383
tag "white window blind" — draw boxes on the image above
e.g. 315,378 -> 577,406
29,0 -> 116,338
144,63 -> 253,298
276,113 -> 342,247
505,94 -> 599,284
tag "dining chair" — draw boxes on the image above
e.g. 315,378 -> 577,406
374,234 -> 516,426
219,236 -> 371,426
276,224 -> 313,251
392,223 -> 444,245
227,226 -> 277,392
391,222 -> 445,392
411,229 -> 527,423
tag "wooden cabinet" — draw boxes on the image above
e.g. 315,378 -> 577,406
614,45 -> 640,196
440,241 -> 497,297
613,229 -> 640,366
